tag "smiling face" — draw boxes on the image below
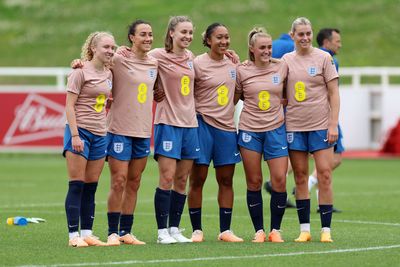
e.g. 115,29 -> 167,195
291,24 -> 313,52
208,26 -> 230,56
250,35 -> 272,65
130,23 -> 153,53
170,21 -> 193,49
92,35 -> 116,64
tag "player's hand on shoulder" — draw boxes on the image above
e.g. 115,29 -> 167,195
116,46 -> 131,58
71,59 -> 84,69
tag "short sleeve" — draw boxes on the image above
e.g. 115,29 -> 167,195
66,69 -> 85,95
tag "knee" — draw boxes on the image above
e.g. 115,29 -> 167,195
111,173 -> 126,193
217,176 -> 233,189
174,175 -> 188,190
247,177 -> 262,191
190,176 -> 206,191
317,169 -> 332,187
294,173 -> 308,187
272,175 -> 286,192
126,175 -> 141,192
159,176 -> 173,190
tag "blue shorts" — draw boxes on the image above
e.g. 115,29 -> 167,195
335,125 -> 345,154
63,125 -> 107,160
107,133 -> 150,160
154,124 -> 200,160
286,129 -> 335,153
195,115 -> 241,167
238,124 -> 288,160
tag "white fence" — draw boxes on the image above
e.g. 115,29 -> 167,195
1,67 -> 400,150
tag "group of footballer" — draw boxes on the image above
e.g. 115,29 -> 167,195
63,15 -> 340,247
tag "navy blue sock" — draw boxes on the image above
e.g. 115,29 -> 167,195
319,204 -> 333,228
65,180 -> 84,233
168,190 -> 187,228
219,208 -> 232,232
296,199 -> 310,224
107,212 -> 120,236
80,182 -> 98,230
154,188 -> 171,229
270,190 -> 287,231
119,214 -> 134,236
247,190 -> 264,232
189,208 -> 202,231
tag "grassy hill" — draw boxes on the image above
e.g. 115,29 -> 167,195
1,0 -> 399,67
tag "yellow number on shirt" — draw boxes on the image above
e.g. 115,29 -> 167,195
258,90 -> 270,111
181,75 -> 190,96
294,81 -> 306,102
94,93 -> 106,112
137,83 -> 148,104
217,85 -> 229,106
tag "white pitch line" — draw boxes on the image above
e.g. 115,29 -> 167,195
17,244 -> 400,267
0,196 -> 245,209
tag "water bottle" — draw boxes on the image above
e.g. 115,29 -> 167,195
6,217 -> 28,226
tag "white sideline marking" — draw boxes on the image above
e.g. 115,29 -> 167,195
3,190 -> 400,209
18,244 -> 400,267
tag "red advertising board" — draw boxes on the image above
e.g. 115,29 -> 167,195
0,92 -> 66,151
0,91 -> 156,151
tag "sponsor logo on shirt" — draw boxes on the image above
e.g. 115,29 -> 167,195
163,141 -> 173,152
272,74 -> 280,85
113,142 -> 124,153
308,67 -> 317,77
229,69 -> 236,79
287,132 -> 294,144
148,68 -> 157,80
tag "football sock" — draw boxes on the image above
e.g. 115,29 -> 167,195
168,190 -> 186,228
119,214 -> 134,236
270,190 -> 287,231
219,208 -> 233,232
80,182 -> 98,231
296,199 -> 311,227
189,208 -> 202,231
107,212 -> 120,236
154,188 -> 171,229
65,180 -> 84,233
247,189 -> 264,232
319,204 -> 333,228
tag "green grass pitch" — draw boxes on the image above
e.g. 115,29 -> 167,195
0,154 -> 399,266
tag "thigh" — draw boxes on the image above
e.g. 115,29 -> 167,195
313,147 -> 334,173
288,150 -> 309,177
127,156 -> 148,180
239,146 -> 263,182
108,156 -> 129,178
157,155 -> 177,180
65,151 -> 87,180
176,159 -> 194,179
266,156 -> 288,179
85,158 -> 106,182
